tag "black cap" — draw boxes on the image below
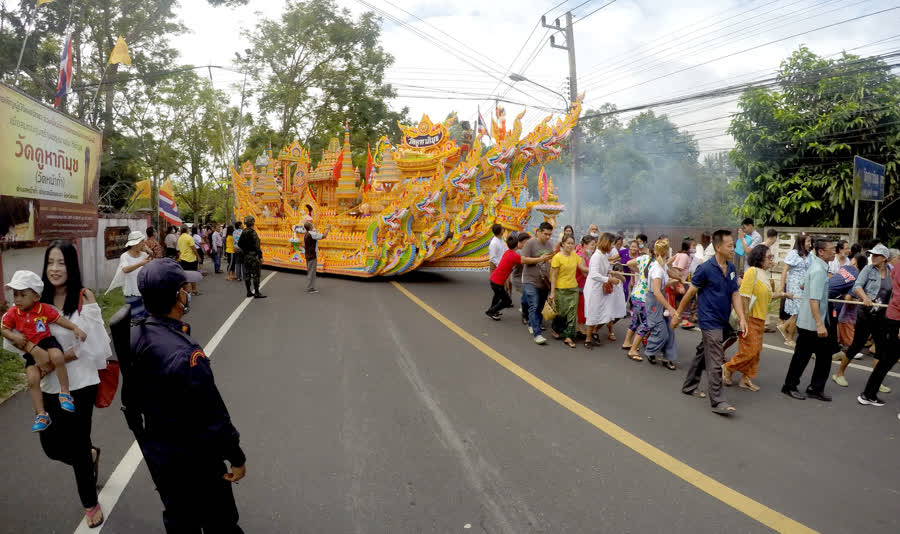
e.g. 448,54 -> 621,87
138,258 -> 188,298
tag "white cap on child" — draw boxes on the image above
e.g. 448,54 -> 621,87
5,270 -> 44,295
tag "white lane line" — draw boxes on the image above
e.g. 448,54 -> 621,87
73,272 -> 277,533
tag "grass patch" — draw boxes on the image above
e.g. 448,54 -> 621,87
95,288 -> 126,326
0,287 -> 126,401
0,347 -> 25,400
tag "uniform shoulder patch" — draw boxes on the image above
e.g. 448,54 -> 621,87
189,349 -> 207,367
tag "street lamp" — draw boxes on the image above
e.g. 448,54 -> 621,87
508,73 -> 569,111
508,73 -> 578,228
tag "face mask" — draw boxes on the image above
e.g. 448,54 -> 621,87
180,289 -> 191,315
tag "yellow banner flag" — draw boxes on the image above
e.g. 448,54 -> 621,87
129,179 -> 151,202
159,179 -> 175,198
37,0 -> 54,5
108,36 -> 131,66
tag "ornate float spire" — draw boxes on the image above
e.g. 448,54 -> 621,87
335,121 -> 359,203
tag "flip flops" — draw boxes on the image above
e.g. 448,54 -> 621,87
84,504 -> 104,529
712,403 -> 736,416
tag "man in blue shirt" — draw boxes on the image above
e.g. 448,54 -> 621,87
674,229 -> 747,415
782,238 -> 836,401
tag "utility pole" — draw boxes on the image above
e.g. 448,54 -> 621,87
543,11 -> 578,228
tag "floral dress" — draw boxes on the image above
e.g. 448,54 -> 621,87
783,249 -> 811,316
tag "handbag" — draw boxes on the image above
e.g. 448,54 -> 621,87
729,267 -> 759,331
542,300 -> 557,321
602,281 -> 613,294
77,289 -> 119,408
95,361 -> 119,408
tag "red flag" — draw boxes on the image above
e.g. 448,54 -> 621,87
333,150 -> 344,182
364,144 -> 373,192
54,34 -> 73,109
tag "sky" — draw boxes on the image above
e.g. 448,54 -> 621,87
172,0 -> 900,154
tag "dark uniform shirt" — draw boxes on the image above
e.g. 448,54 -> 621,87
236,228 -> 260,258
129,316 -> 245,468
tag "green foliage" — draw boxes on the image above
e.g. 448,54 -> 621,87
548,108 -> 744,227
242,0 -> 408,169
0,347 -> 24,400
729,46 -> 900,232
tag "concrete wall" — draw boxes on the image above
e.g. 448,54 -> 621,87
1,214 -> 149,308
81,216 -> 150,291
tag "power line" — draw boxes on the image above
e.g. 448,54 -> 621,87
588,5 -> 900,101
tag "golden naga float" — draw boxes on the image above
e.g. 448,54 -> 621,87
231,96 -> 582,277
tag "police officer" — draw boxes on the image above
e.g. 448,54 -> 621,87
127,259 -> 246,533
237,215 -> 266,299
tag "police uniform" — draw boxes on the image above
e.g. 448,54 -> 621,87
126,260 -> 245,533
236,217 -> 263,297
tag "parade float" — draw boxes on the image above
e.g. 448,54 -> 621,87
231,96 -> 582,277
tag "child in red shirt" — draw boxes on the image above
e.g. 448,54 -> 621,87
486,235 -> 523,319
1,270 -> 86,432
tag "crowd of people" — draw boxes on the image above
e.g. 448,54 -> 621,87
486,219 -> 900,417
107,216 -> 270,314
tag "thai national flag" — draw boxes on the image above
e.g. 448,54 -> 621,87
54,34 -> 73,109
476,107 -> 490,140
158,188 -> 182,226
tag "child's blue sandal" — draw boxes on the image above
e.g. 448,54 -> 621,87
59,393 -> 75,412
32,413 -> 51,432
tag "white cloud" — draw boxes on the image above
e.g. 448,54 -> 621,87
172,0 -> 899,153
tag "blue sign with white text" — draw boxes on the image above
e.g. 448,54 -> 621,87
854,156 -> 885,202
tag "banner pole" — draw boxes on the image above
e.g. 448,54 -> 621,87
851,199 -> 859,244
873,200 -> 879,240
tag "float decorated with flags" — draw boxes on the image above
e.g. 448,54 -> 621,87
231,96 -> 582,277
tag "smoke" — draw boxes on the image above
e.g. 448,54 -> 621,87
542,110 -> 744,234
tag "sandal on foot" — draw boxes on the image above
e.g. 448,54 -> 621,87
739,379 -> 760,392
712,403 -> 736,416
647,355 -> 658,365
59,393 -> 75,412
31,413 -> 51,432
664,360 -> 677,371
564,339 -> 576,348
627,352 -> 643,362
722,368 -> 734,387
584,340 -> 594,350
607,332 -> 616,341
85,504 -> 104,529
621,343 -> 632,350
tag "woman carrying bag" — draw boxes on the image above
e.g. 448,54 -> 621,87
40,240 -> 111,528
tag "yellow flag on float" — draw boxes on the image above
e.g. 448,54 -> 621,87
129,179 -> 151,202
108,36 -> 131,66
37,0 -> 54,5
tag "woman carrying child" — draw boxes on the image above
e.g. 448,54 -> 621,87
40,240 -> 111,528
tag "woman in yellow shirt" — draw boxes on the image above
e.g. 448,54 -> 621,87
176,227 -> 199,294
225,225 -> 236,280
724,244 -> 792,390
550,235 -> 590,348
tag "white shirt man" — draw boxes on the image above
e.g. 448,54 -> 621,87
488,225 -> 506,270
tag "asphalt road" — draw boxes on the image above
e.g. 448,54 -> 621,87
1,269 -> 898,533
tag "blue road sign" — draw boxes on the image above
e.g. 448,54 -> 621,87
853,156 -> 885,202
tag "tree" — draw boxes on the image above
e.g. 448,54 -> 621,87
242,0 -> 408,168
729,46 -> 900,231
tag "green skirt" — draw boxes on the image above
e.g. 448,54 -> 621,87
552,287 -> 579,339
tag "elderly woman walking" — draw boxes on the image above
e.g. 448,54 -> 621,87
832,244 -> 895,392
778,233 -> 811,346
583,233 -> 626,349
724,245 -> 791,391
40,240 -> 111,527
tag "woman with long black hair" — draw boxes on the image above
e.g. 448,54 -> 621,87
39,240 -> 111,528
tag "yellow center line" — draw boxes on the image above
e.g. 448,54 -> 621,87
391,281 -> 818,534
